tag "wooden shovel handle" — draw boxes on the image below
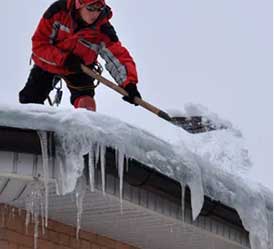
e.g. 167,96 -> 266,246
81,64 -> 172,121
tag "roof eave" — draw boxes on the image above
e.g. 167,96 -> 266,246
0,126 -> 245,229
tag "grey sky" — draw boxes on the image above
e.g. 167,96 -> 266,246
0,0 -> 272,189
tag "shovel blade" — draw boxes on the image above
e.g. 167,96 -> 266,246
171,116 -> 227,134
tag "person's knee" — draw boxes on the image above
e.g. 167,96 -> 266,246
19,92 -> 26,103
73,96 -> 96,111
19,89 -> 44,104
19,65 -> 55,104
19,90 -> 31,104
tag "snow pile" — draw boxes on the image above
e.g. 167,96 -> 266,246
0,103 -> 272,249
193,158 -> 272,249
168,103 -> 252,175
169,103 -> 236,132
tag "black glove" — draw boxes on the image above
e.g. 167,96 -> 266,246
64,53 -> 83,72
122,83 -> 142,106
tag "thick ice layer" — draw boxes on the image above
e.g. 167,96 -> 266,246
0,103 -> 272,249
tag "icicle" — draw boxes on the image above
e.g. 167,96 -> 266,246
181,183 -> 185,222
75,176 -> 87,240
88,151 -> 95,192
11,208 -> 15,219
34,213 -> 39,249
115,149 -> 119,169
56,156 -> 65,195
95,143 -> 100,168
117,150 -> 125,213
125,155 -> 129,173
25,209 -> 30,234
40,197 -> 45,235
100,146 -> 106,195
37,131 -> 49,228
25,180 -> 45,248
1,205 -> 6,227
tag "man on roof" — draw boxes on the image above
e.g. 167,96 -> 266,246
19,0 -> 141,111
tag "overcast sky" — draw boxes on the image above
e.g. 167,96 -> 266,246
0,0 -> 272,189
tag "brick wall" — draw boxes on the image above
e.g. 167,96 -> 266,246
0,204 -> 139,249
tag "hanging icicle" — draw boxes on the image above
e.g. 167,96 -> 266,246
40,197 -> 45,236
37,131 -> 49,228
95,143 -> 100,168
115,148 -> 119,170
117,150 -> 125,208
34,213 -> 39,249
75,176 -> 87,240
100,146 -> 106,195
180,182 -> 186,222
25,209 -> 30,235
88,150 -> 95,192
24,180 -> 46,249
55,155 -> 66,195
124,155 -> 129,173
11,208 -> 16,219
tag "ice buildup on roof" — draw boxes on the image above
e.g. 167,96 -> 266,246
0,103 -> 272,249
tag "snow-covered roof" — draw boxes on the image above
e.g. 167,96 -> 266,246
0,103 -> 272,249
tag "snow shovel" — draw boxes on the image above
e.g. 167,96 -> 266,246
81,64 -> 227,134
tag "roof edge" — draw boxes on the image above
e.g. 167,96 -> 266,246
0,126 -> 246,230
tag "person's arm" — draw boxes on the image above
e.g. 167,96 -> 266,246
99,22 -> 138,88
32,2 -> 70,66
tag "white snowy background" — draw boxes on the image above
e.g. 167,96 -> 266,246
0,0 -> 272,189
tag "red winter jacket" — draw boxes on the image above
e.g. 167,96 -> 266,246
32,0 -> 138,87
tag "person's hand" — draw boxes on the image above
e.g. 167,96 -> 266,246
122,83 -> 142,106
64,53 -> 83,72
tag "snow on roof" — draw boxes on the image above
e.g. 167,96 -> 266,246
167,103 -> 250,174
169,103 -> 236,131
0,103 -> 272,249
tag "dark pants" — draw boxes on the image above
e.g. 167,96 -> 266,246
19,65 -> 95,105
